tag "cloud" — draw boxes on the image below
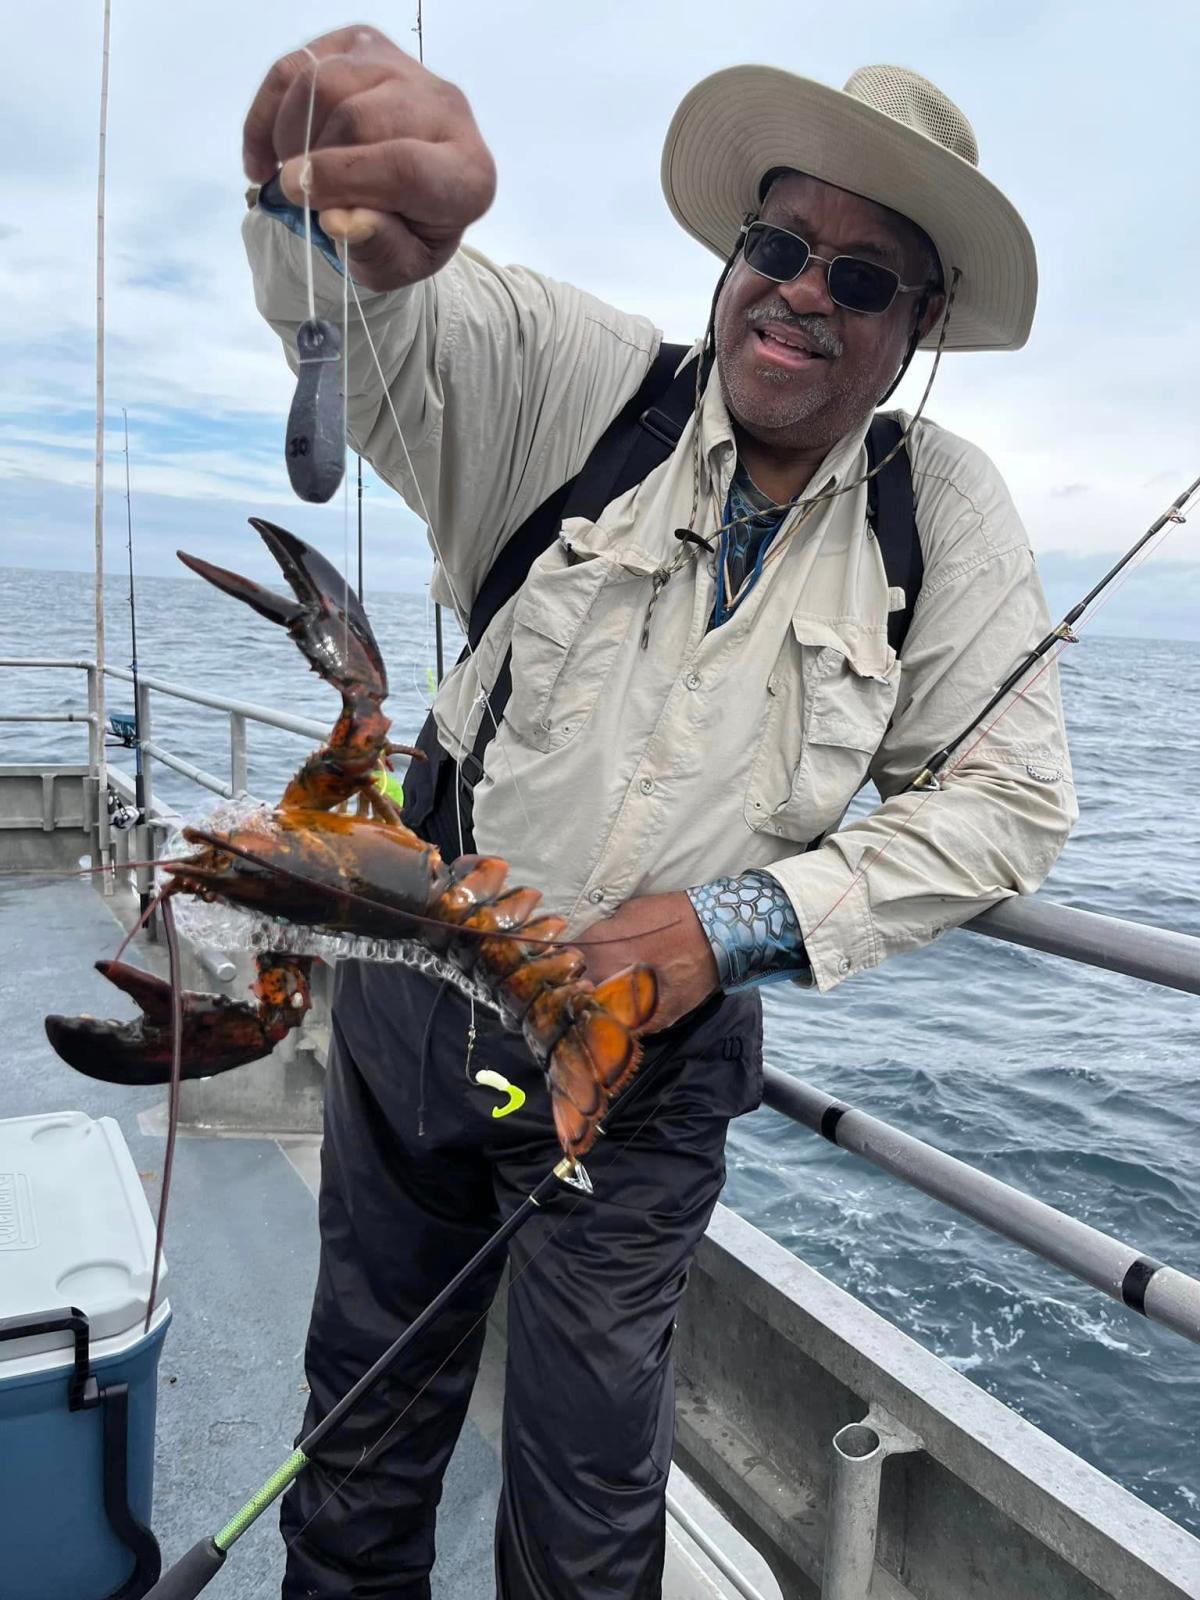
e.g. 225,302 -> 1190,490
3,0 -> 1198,651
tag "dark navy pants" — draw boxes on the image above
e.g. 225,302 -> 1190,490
279,960 -> 762,1599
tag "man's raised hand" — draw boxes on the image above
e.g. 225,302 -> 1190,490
243,25 -> 496,292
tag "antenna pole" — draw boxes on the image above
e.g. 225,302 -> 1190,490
94,0 -> 113,888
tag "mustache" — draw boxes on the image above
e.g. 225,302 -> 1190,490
744,303 -> 844,360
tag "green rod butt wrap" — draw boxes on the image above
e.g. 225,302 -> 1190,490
215,1447 -> 309,1551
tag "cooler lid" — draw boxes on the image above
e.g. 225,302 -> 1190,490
0,1111 -> 167,1371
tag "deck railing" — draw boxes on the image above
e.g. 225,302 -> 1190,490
4,654 -> 1199,1352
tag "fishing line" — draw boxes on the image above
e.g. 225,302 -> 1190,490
343,268 -> 537,849
342,238 -> 351,670
298,47 -> 321,325
291,50 -> 481,837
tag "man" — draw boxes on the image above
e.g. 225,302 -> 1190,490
242,28 -> 1074,1598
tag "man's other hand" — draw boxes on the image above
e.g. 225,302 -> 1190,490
244,25 -> 496,292
579,891 -> 720,1033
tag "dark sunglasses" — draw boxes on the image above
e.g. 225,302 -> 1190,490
739,221 -> 929,316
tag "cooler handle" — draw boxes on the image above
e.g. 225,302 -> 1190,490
98,1381 -> 163,1599
0,1304 -> 96,1409
0,1307 -> 163,1598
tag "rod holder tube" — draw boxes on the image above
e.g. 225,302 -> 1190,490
136,678 -> 155,912
822,1408 -> 921,1600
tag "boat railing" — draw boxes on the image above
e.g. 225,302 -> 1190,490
4,653 -> 1199,1352
761,1068 -> 1200,1347
0,656 -> 325,902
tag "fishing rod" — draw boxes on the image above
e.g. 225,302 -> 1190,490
143,1159 -> 569,1597
122,408 -> 151,920
138,1038 -> 685,1600
907,472 -> 1200,792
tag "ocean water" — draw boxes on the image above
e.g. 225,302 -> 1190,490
2,562 -> 1198,1534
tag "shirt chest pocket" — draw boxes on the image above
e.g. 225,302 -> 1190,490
744,617 -> 901,845
506,535 -> 650,755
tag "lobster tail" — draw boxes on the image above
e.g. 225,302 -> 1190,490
535,970 -> 658,1157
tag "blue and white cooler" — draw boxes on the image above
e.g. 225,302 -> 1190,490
0,1110 -> 170,1600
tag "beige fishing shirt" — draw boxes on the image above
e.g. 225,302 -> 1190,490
243,208 -> 1076,992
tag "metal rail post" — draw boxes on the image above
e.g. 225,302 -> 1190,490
84,665 -> 101,868
135,677 -> 156,934
229,711 -> 248,798
136,678 -> 154,821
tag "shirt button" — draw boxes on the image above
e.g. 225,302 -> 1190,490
639,777 -> 654,795
837,955 -> 852,976
587,888 -> 605,905
685,671 -> 701,690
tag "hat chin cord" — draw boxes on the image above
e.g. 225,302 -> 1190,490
878,282 -> 936,406
863,264 -> 960,480
639,249 -> 962,641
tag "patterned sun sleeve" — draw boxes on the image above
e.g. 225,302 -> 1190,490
686,870 -> 813,991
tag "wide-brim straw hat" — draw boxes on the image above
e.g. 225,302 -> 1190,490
661,64 -> 1037,352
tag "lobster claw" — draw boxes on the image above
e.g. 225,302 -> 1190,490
177,519 -> 387,702
44,961 -> 286,1086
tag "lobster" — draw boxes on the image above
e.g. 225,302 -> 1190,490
44,519 -> 658,1158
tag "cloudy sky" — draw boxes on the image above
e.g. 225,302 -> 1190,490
2,0 -> 1198,635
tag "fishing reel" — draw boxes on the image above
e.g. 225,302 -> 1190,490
106,788 -> 141,834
